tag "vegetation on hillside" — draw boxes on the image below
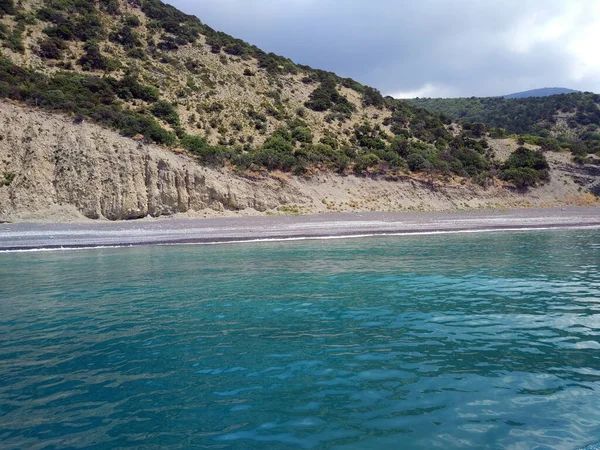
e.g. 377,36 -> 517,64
500,147 -> 550,189
0,0 -> 552,189
407,94 -> 600,156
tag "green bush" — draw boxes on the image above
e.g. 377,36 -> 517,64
305,78 -> 355,114
109,25 -> 142,49
0,57 -> 174,146
500,168 -> 541,189
181,134 -> 232,166
500,147 -> 549,187
354,153 -> 381,173
0,0 -> 15,16
100,0 -> 120,15
43,10 -> 105,43
3,27 -> 24,53
291,126 -> 312,143
180,134 -> 208,153
36,36 -> 67,59
151,101 -> 180,126
79,42 -> 117,71
362,86 -> 384,108
1,172 -> 15,186
504,147 -> 549,171
124,14 -> 141,27
407,153 -> 427,172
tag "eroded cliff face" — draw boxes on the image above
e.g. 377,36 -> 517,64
0,102 -> 305,221
0,102 -> 598,222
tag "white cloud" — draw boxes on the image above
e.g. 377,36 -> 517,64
502,1 -> 600,83
389,83 -> 459,99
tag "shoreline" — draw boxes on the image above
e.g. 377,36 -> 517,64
1,206 -> 599,252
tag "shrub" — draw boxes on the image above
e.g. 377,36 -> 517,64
407,153 -> 427,172
180,134 -> 208,153
362,86 -> 384,108
36,36 -> 67,59
1,172 -> 15,186
291,126 -> 313,143
109,25 -> 142,49
44,11 -> 105,43
305,78 -> 355,114
100,0 -> 120,15
3,27 -> 24,53
319,135 -> 339,150
79,42 -> 114,71
500,147 -> 550,187
180,134 -> 230,165
500,168 -> 541,189
124,14 -> 141,27
118,74 -> 159,102
150,101 -> 180,126
0,0 -> 15,16
505,147 -> 549,171
354,153 -> 381,173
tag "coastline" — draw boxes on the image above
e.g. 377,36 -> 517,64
1,206 -> 599,252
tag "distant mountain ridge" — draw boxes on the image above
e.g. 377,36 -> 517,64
504,88 -> 580,99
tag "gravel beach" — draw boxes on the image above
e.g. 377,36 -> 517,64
1,206 -> 599,251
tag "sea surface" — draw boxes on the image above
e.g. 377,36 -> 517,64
1,229 -> 600,449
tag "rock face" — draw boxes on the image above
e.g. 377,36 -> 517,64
0,102 -> 306,221
0,101 -> 598,222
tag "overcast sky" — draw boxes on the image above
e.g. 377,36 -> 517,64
166,0 -> 600,98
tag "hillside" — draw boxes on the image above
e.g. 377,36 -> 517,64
1,101 -> 598,222
504,88 -> 579,99
0,0 -> 547,183
0,0 -> 598,221
407,93 -> 600,155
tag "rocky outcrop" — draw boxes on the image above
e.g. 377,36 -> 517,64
0,102 -> 308,221
0,102 -> 598,222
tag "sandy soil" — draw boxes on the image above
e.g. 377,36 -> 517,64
1,206 -> 598,251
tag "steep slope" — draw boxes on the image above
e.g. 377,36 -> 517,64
1,101 -> 598,222
0,0 -> 517,183
504,88 -> 579,99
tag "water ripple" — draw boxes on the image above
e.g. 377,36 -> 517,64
0,229 -> 599,449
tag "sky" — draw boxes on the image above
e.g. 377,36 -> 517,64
166,0 -> 600,98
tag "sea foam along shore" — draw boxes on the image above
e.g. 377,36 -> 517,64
0,206 -> 599,252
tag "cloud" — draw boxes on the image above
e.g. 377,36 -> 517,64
166,0 -> 600,97
389,83 -> 459,99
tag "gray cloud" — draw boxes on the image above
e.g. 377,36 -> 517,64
166,0 -> 600,97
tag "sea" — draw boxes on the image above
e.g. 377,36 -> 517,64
1,228 -> 599,449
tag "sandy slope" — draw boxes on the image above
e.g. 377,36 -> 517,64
0,101 -> 598,223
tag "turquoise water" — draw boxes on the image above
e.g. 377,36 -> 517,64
1,229 -> 600,449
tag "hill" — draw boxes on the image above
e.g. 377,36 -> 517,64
0,1 -> 553,179
0,0 -> 598,220
0,0 -> 504,180
504,88 -> 579,99
407,93 -> 600,155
